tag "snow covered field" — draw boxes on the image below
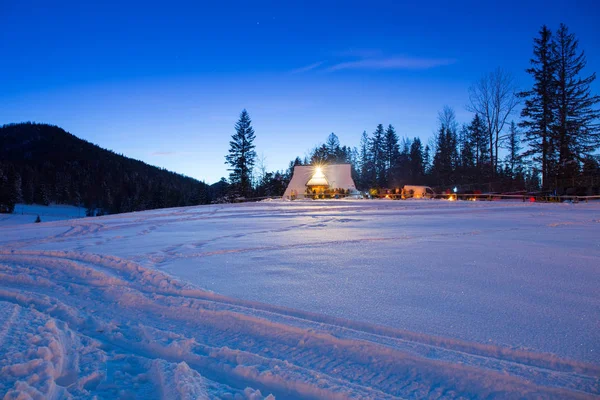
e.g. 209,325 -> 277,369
0,204 -> 84,226
1,200 -> 599,399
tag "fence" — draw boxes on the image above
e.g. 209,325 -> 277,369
440,193 -> 600,203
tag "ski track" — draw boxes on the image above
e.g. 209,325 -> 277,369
1,201 -> 599,399
0,250 -> 598,399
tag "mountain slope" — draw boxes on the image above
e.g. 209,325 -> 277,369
0,122 -> 210,214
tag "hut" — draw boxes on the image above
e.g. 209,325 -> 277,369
283,164 -> 357,199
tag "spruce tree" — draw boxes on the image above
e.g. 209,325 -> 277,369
383,124 -> 400,183
409,138 -> 425,182
432,127 -> 448,185
468,114 -> 489,180
325,133 -> 340,157
358,131 -> 370,189
432,126 -> 459,186
369,124 -> 386,187
519,25 -> 557,189
503,121 -> 523,179
396,137 -> 411,184
552,23 -> 600,182
423,145 -> 431,176
225,109 -> 257,198
458,125 -> 475,182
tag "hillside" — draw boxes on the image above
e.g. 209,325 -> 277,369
0,122 -> 211,214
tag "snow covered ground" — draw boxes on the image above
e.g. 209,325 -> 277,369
1,199 -> 599,399
0,204 -> 84,225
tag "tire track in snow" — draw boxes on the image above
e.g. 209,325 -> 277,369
0,250 -> 598,399
149,228 -> 519,264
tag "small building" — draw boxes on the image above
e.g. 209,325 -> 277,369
283,164 -> 358,199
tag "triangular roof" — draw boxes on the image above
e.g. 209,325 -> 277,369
283,164 -> 357,198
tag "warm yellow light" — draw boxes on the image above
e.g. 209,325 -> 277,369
315,167 -> 322,176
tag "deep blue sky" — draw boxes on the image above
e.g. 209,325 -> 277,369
1,1 -> 599,183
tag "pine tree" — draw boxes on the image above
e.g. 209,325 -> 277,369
225,109 -> 257,197
467,114 -> 489,180
369,124 -> 386,187
325,132 -> 341,160
423,145 -> 431,176
458,124 -> 475,182
503,121 -> 523,179
394,137 -> 411,185
519,25 -> 557,189
358,131 -> 370,189
383,124 -> 399,183
432,127 -> 448,185
310,144 -> 329,164
409,138 -> 425,182
582,156 -> 599,177
432,126 -> 459,186
552,23 -> 600,182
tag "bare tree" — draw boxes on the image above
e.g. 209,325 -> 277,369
468,68 -> 520,176
437,105 -> 458,133
254,152 -> 268,187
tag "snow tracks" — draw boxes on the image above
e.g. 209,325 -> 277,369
0,250 -> 598,399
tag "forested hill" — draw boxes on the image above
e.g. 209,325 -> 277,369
0,122 -> 211,215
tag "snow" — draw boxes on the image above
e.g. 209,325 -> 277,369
1,199 -> 599,398
0,204 -> 84,225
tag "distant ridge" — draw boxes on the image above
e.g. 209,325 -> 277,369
0,122 -> 212,215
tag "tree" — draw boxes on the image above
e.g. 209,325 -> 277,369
552,23 -> 600,182
431,126 -> 458,186
409,138 -> 425,182
438,106 -> 458,134
467,114 -> 489,178
225,109 -> 257,197
369,124 -> 386,187
255,153 -> 268,189
423,145 -> 431,176
518,25 -> 557,189
383,124 -> 399,183
503,121 -> 523,178
325,132 -> 341,158
358,131 -> 370,189
468,68 -> 520,177
458,124 -> 475,182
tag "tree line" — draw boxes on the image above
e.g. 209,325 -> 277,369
225,23 -> 599,198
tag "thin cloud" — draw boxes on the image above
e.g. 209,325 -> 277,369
333,48 -> 383,58
290,61 -> 325,74
327,56 -> 456,72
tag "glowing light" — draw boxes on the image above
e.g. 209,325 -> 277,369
453,187 -> 458,193
314,166 -> 323,176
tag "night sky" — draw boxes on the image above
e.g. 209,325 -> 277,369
1,0 -> 599,183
